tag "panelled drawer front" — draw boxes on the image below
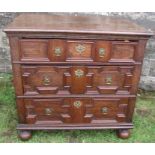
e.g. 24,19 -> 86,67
19,39 -> 138,63
24,97 -> 132,124
21,65 -> 135,95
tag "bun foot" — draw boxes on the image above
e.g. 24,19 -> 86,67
18,130 -> 32,140
117,129 -> 130,139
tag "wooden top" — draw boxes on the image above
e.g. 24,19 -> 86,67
4,13 -> 153,36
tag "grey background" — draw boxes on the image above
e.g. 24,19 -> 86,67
0,12 -> 155,90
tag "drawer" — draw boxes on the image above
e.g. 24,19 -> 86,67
21,65 -> 135,95
19,39 -> 138,63
24,97 -> 133,124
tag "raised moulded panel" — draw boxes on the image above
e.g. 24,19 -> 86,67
110,41 -> 138,63
22,66 -> 70,95
20,39 -> 49,61
24,98 -> 71,124
91,98 -> 129,123
95,41 -> 111,62
66,40 -> 94,62
48,39 -> 66,62
86,66 -> 134,95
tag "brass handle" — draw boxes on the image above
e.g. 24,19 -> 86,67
101,107 -> 108,115
75,69 -> 84,78
45,108 -> 53,115
75,44 -> 85,54
105,76 -> 112,85
99,48 -> 105,57
73,101 -> 82,108
43,76 -> 50,86
54,47 -> 62,56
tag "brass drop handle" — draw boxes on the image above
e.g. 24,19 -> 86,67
43,76 -> 50,86
105,76 -> 112,85
73,101 -> 82,108
101,107 -> 108,115
99,48 -> 105,57
45,108 -> 53,115
75,69 -> 84,78
75,44 -> 85,54
54,47 -> 62,56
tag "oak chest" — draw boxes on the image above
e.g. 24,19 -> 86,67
4,13 -> 153,140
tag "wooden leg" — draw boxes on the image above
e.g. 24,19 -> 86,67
117,129 -> 130,139
18,130 -> 32,140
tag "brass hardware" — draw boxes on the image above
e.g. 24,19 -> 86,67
75,69 -> 84,78
45,108 -> 53,115
106,76 -> 112,85
101,107 -> 108,115
73,101 -> 82,108
54,47 -> 62,56
99,48 -> 105,57
43,76 -> 50,86
75,44 -> 85,54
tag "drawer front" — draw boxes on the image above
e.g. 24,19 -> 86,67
21,65 -> 135,95
24,97 -> 132,124
19,39 -> 138,63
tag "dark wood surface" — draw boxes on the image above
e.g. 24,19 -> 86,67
18,39 -> 140,63
23,97 -> 133,124
21,65 -> 137,96
4,14 -> 153,140
17,123 -> 133,130
4,13 -> 153,36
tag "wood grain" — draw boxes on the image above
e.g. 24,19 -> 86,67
4,14 -> 153,36
5,14 -> 152,140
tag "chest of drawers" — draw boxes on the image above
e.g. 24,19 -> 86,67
4,13 -> 153,140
